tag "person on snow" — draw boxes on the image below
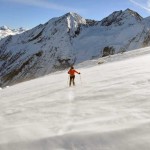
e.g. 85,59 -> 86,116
68,66 -> 80,86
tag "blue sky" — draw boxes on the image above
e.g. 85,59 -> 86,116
1,0 -> 150,29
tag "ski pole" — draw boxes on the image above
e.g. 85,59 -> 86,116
67,75 -> 70,86
79,74 -> 82,85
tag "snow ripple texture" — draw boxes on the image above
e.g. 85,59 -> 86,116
1,47 -> 150,150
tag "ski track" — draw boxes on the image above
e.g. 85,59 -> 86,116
1,48 -> 150,149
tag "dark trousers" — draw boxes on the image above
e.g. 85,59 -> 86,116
69,75 -> 75,86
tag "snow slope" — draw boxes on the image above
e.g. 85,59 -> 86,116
1,46 -> 150,150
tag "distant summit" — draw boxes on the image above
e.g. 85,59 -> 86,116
100,8 -> 142,26
0,25 -> 9,30
0,26 -> 26,40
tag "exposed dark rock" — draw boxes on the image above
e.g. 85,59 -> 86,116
35,51 -> 43,57
86,19 -> 99,26
101,11 -> 123,26
143,31 -> 150,47
28,28 -> 44,42
102,46 -> 115,57
2,57 -> 33,82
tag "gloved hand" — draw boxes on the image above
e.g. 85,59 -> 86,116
78,72 -> 81,74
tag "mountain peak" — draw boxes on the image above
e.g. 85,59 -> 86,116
123,8 -> 142,21
65,12 -> 84,18
62,12 -> 86,26
100,9 -> 142,27
125,8 -> 133,12
0,25 -> 9,30
66,12 -> 78,16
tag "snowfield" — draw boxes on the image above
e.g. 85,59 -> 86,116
1,47 -> 150,150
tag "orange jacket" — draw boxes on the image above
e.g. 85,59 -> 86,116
68,69 -> 79,76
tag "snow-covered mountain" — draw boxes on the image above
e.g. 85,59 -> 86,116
1,9 -> 150,87
0,25 -> 26,40
1,46 -> 150,150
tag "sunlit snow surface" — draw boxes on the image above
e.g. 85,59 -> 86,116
1,47 -> 150,150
